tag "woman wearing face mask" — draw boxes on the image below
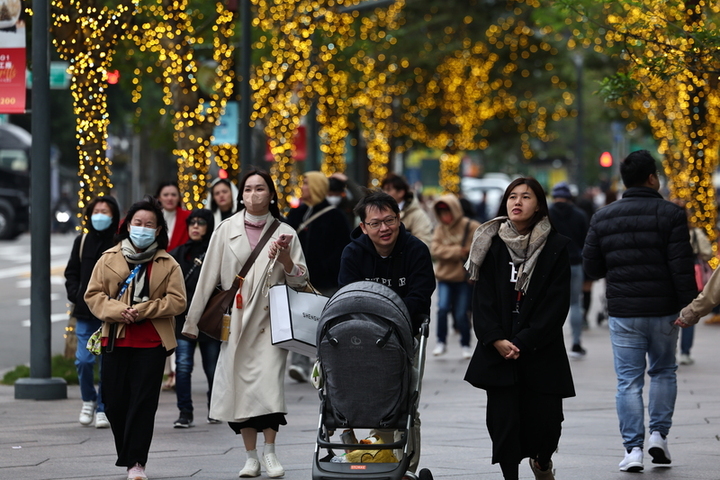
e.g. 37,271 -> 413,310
85,195 -> 186,480
208,178 -> 239,228
464,178 -> 575,480
183,169 -> 308,479
64,195 -> 121,429
155,181 -> 191,252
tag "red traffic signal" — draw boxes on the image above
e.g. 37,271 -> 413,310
600,151 -> 613,167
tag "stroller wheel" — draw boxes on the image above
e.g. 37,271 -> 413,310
418,468 -> 433,480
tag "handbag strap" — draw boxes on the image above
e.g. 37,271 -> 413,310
297,205 -> 334,232
229,218 -> 281,291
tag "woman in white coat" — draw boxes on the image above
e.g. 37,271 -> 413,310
183,169 -> 308,478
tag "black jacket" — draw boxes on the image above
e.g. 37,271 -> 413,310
286,199 -> 351,293
170,239 -> 212,339
64,230 -> 117,319
582,186 -> 697,317
464,230 -> 575,397
338,223 -> 436,332
549,201 -> 588,265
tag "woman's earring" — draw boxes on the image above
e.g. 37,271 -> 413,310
239,200 -> 244,204
271,199 -> 275,204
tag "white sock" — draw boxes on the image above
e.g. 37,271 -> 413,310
246,449 -> 258,461
263,443 -> 276,456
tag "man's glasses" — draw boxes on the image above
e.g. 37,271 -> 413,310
363,216 -> 398,230
188,218 -> 208,226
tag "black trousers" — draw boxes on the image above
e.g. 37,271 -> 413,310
485,385 -> 563,465
101,346 -> 166,468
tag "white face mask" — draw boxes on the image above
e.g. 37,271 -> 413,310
326,196 -> 342,207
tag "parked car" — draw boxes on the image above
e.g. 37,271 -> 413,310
461,174 -> 511,221
0,123 -> 31,239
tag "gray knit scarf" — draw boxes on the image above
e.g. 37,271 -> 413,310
464,216 -> 551,293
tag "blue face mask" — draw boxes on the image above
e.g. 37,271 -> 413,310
129,226 -> 157,249
91,213 -> 112,232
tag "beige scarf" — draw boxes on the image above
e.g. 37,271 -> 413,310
464,216 -> 551,293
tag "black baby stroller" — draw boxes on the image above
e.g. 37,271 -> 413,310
312,281 -> 433,480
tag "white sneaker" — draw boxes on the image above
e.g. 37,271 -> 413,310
79,401 -> 96,426
461,346 -> 473,359
648,431 -> 671,465
95,411 -> 110,429
238,457 -> 261,477
432,343 -> 446,356
678,353 -> 694,365
619,446 -> 643,472
127,463 -> 147,480
262,453 -> 285,478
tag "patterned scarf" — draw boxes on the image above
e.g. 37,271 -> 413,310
464,216 -> 551,293
120,238 -> 158,304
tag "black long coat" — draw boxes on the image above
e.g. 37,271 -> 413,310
464,230 -> 576,398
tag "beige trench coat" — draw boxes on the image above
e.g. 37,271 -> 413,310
183,212 -> 308,422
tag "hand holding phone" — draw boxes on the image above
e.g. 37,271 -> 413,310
277,233 -> 292,249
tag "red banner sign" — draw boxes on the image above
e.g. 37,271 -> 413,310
0,0 -> 26,114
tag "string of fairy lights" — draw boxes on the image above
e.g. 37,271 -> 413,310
560,0 -> 720,249
128,0 -> 236,209
50,0 -> 137,219
51,0 -> 583,212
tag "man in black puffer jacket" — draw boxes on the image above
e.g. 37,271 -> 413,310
583,150 -> 697,473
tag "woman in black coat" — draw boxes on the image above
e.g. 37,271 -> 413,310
464,177 -> 575,480
64,195 -> 121,428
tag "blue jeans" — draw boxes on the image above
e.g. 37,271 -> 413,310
680,325 -> 694,355
569,264 -> 584,346
436,280 -> 471,347
608,315 -> 678,450
175,336 -> 221,414
75,316 -> 104,412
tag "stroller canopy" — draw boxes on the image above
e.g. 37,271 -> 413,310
318,281 -> 415,357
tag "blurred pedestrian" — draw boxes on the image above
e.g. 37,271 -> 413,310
286,171 -> 350,382
85,195 -> 186,480
430,194 -> 479,359
169,208 -> 222,428
155,180 -> 190,391
381,173 -> 433,246
182,169 -> 309,479
464,177 -> 575,480
548,181 -> 589,357
208,178 -> 239,227
64,194 -> 120,429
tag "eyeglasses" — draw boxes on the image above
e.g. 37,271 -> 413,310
363,216 -> 398,230
188,218 -> 208,226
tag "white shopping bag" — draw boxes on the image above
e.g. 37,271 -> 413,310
268,284 -> 329,357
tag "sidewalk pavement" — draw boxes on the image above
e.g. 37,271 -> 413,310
2,318 -> 720,480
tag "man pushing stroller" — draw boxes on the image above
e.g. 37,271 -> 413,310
337,190 -> 436,473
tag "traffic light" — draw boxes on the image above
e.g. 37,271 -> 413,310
600,151 -> 613,167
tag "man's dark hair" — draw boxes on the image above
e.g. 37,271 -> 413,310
116,194 -> 169,250
620,150 -> 658,188
353,190 -> 400,223
497,177 -> 551,232
328,176 -> 346,194
380,173 -> 412,202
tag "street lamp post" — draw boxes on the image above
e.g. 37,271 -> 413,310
15,0 -> 68,400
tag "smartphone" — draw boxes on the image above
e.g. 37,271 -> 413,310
277,233 -> 292,247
